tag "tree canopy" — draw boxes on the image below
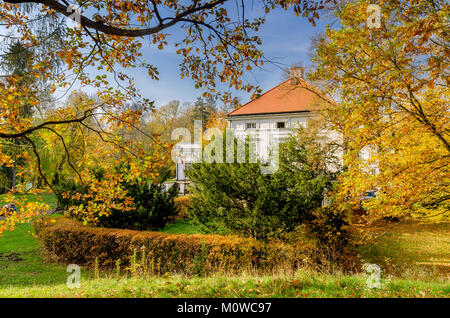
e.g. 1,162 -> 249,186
309,0 -> 449,222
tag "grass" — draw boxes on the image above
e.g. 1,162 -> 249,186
356,221 -> 450,280
161,219 -> 202,234
0,221 -> 81,288
0,192 -> 58,210
0,193 -> 448,298
0,193 -> 88,288
0,270 -> 448,298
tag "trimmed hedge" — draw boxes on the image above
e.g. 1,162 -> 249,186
34,216 -> 308,275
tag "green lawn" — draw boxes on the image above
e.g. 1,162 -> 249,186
0,270 -> 448,298
0,221 -> 82,288
161,219 -> 202,234
0,193 -> 448,297
0,193 -> 87,288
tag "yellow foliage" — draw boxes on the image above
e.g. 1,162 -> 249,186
310,0 -> 449,223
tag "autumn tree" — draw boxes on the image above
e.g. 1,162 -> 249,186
309,0 -> 449,222
0,42 -> 33,190
146,100 -> 188,142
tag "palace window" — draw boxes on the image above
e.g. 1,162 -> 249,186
277,122 -> 286,129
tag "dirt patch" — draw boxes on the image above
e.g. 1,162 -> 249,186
0,252 -> 25,263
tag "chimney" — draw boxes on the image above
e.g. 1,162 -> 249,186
289,66 -> 304,80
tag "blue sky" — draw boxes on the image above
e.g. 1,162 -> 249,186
128,5 -> 333,108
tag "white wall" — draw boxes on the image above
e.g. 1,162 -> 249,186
174,143 -> 201,181
227,113 -> 311,160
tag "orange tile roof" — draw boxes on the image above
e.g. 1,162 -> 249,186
228,78 -> 334,117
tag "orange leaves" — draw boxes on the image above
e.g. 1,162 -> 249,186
0,195 -> 50,235
55,128 -> 171,226
66,170 -> 135,225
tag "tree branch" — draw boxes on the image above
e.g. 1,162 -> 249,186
24,135 -> 62,202
4,0 -> 229,37
0,107 -> 96,139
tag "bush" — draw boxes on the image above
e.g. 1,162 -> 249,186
58,168 -> 178,231
56,179 -> 89,209
97,180 -> 178,230
304,206 -> 350,250
56,167 -> 103,209
34,216 -> 308,275
172,195 -> 191,220
186,129 -> 342,241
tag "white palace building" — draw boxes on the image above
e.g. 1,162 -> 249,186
172,74 -> 342,194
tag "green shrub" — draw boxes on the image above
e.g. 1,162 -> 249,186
34,216 -> 308,275
96,180 -> 178,230
56,179 -> 89,208
56,167 -> 104,209
186,129 -> 342,241
58,168 -> 178,231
